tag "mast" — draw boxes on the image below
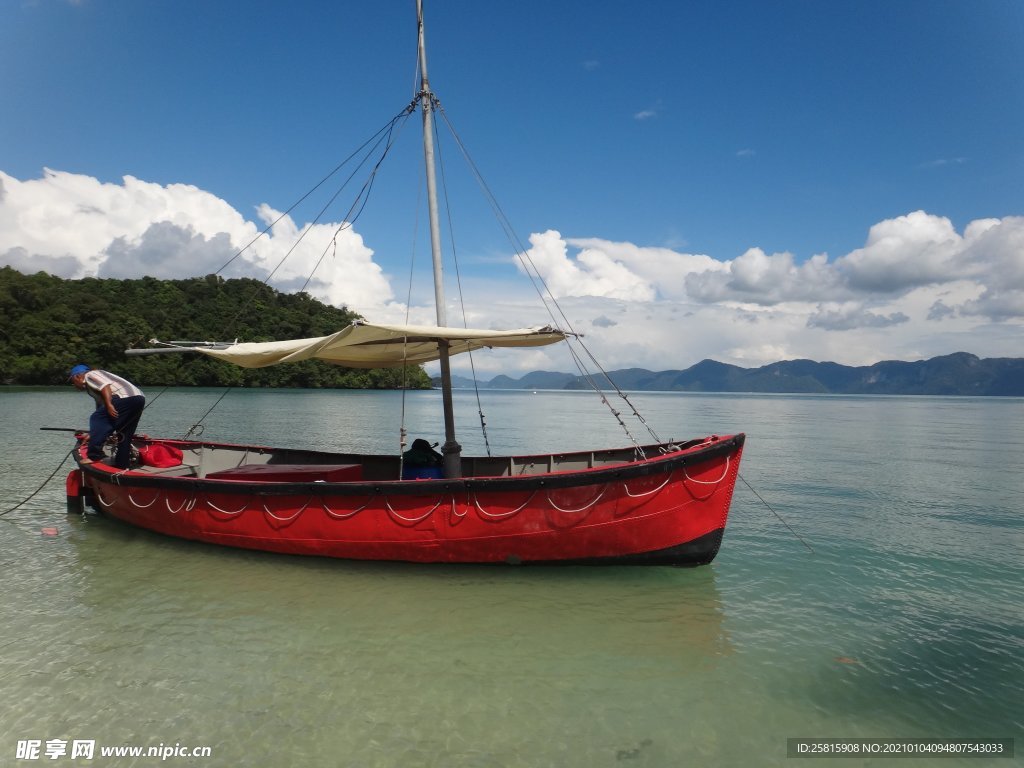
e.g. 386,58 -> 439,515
417,0 -> 462,478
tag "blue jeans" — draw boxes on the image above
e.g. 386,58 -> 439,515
88,395 -> 146,468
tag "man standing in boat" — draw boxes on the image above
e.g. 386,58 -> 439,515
68,364 -> 145,468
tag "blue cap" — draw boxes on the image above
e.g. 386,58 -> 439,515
68,364 -> 90,379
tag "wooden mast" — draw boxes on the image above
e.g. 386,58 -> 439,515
417,0 -> 462,478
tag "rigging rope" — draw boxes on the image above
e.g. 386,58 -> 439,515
169,87 -> 660,454
165,107 -> 418,435
434,106 -> 661,452
182,388 -> 234,440
397,144 -> 427,480
299,111 -> 415,295
216,104 -> 417,339
213,105 -> 415,279
430,102 -> 493,457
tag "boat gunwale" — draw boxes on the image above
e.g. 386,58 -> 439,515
77,434 -> 745,497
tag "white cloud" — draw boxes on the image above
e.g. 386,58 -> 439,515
838,211 -> 962,292
100,223 -> 238,280
0,169 -> 397,315
2,169 -> 1022,373
919,157 -> 967,169
492,215 -> 1024,369
685,248 -> 842,304
246,203 -> 394,312
562,236 -> 722,301
807,304 -> 909,331
517,230 -> 656,301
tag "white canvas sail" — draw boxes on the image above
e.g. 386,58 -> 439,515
187,322 -> 566,369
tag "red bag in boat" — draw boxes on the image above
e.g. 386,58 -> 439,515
137,443 -> 184,468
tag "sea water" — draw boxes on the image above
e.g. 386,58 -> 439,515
0,387 -> 1020,767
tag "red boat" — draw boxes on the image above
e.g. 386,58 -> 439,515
68,2 -> 746,565
70,432 -> 744,565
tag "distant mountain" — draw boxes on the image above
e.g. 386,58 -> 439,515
489,371 -> 578,390
436,353 -> 1024,396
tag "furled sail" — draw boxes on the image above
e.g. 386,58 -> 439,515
181,322 -> 566,369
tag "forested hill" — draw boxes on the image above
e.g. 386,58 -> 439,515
0,267 -> 432,389
456,352 -> 1024,396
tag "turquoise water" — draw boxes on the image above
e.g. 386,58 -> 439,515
0,388 -> 1021,767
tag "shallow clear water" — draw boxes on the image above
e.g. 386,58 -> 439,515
1,388 -> 1021,766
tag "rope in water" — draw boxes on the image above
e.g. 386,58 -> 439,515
0,447 -> 77,518
738,472 -> 815,553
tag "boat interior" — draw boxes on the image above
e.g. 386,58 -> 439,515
112,437 -> 708,483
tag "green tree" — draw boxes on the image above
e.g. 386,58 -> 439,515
0,267 -> 433,389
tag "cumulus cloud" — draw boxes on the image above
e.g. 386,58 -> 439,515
807,305 -> 910,331
0,169 -> 396,316
0,170 -> 253,277
497,215 -> 1023,368
539,212 -> 1024,326
927,300 -> 956,321
100,223 -> 238,280
961,289 -> 1024,320
1,245 -> 82,276
517,230 -> 656,301
685,248 -> 842,304
2,168 -> 1022,371
838,211 -> 963,292
560,236 -> 721,301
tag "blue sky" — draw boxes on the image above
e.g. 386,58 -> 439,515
2,0 -> 1023,376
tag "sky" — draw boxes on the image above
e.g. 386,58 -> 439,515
1,0 -> 1022,378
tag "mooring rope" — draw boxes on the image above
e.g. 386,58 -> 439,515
183,388 -> 234,440
738,472 -> 814,553
0,447 -> 76,518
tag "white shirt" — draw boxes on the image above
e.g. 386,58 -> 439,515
83,370 -> 144,409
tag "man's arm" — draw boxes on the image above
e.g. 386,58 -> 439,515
100,384 -> 119,418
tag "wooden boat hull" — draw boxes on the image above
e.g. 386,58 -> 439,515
72,434 -> 744,566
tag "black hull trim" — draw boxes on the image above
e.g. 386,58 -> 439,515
527,527 -> 726,567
